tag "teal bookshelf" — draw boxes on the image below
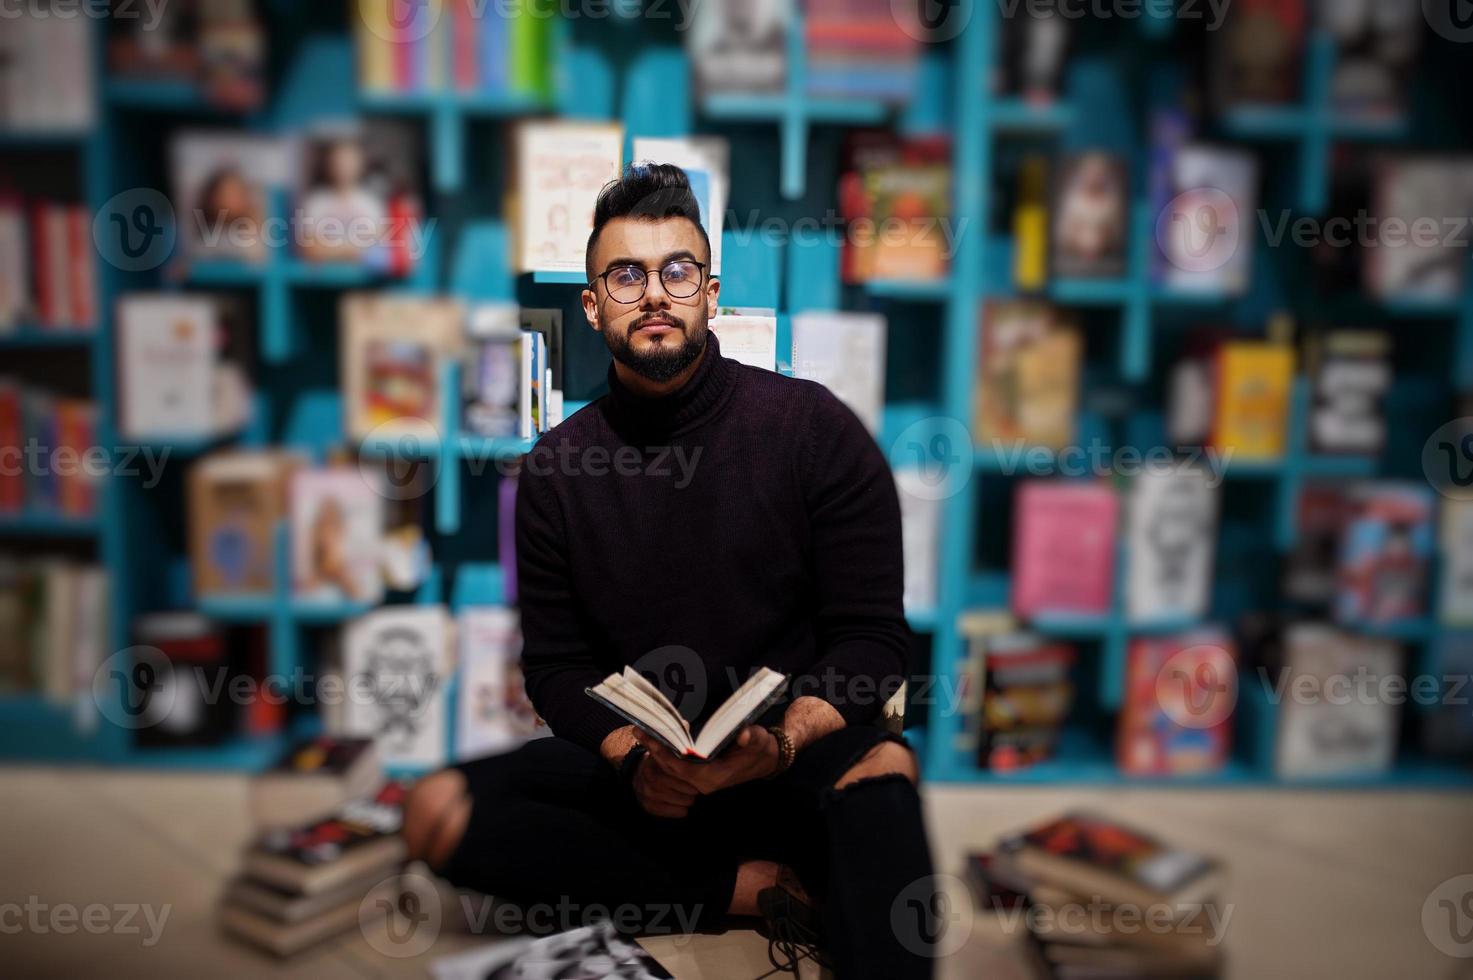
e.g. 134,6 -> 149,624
4,5 -> 1471,787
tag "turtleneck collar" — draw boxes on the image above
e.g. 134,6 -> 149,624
603,331 -> 738,439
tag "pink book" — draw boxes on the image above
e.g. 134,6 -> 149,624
1011,481 -> 1119,618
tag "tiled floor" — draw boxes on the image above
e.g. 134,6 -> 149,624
4,766 -> 1471,979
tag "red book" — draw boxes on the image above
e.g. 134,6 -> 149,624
1117,632 -> 1237,777
1011,481 -> 1119,619
0,381 -> 21,513
30,201 -> 52,325
67,206 -> 96,330
452,0 -> 477,91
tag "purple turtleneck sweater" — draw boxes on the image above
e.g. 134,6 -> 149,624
515,333 -> 909,754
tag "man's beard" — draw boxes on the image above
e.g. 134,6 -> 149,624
603,313 -> 709,385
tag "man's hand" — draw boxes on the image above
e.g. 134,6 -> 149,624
600,724 -> 704,819
644,725 -> 780,798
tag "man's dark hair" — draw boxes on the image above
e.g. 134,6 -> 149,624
585,163 -> 711,280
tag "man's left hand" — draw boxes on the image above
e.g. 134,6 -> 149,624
644,725 -> 778,796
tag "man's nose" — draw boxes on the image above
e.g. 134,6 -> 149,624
641,270 -> 672,309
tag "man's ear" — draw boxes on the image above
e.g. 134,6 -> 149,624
581,288 -> 601,332
705,275 -> 721,320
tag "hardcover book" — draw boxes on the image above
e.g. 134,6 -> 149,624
188,450 -> 303,599
341,293 -> 464,441
1335,482 -> 1433,625
513,121 -> 623,274
1124,467 -> 1219,624
790,311 -> 887,436
1440,499 -> 1473,626
1275,623 -> 1402,779
289,467 -> 385,606
1051,152 -> 1128,280
1209,340 -> 1294,461
341,607 -> 452,769
116,294 -> 218,440
1012,481 -> 1119,619
248,736 -> 381,832
975,301 -> 1081,452
1117,631 -> 1237,776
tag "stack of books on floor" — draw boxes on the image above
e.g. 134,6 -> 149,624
219,737 -> 407,956
968,811 -> 1227,979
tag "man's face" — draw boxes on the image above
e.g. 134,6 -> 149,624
582,216 -> 719,385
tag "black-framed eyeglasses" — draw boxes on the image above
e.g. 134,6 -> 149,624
590,259 -> 707,304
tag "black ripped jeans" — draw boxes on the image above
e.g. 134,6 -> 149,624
441,724 -> 936,980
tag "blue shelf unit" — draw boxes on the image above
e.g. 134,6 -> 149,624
4,5 -> 1472,788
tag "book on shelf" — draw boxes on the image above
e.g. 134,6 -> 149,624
0,7 -> 94,132
512,120 -> 623,275
1334,482 -> 1433,626
1367,157 -> 1473,303
289,466 -> 386,606
171,131 -> 295,266
520,307 -> 565,430
0,379 -> 99,518
838,132 -> 952,284
1050,151 -> 1129,281
188,450 -> 303,599
995,6 -> 1070,103
340,606 -> 453,769
130,612 -> 238,747
686,0 -> 788,100
632,137 -> 730,276
1208,339 -> 1294,462
895,469 -> 942,614
0,197 -> 26,330
586,665 -> 787,761
1011,480 -> 1119,620
1118,630 -> 1237,777
117,293 -> 254,441
1156,144 -> 1258,295
354,0 -> 554,100
1318,0 -> 1420,121
1124,466 -> 1219,624
223,781 -> 409,956
107,0 -> 267,110
341,292 -> 464,442
249,736 -> 382,832
790,310 -> 887,437
17,200 -> 96,330
456,606 -> 541,760
461,301 -> 522,439
296,119 -> 423,276
1283,483 -> 1354,607
975,631 -> 1076,772
1210,0 -> 1307,112
0,559 -> 107,708
975,301 -> 1081,452
709,307 -> 778,371
1013,155 -> 1051,292
803,0 -> 923,104
500,468 -> 518,604
1440,499 -> 1473,626
999,811 -> 1225,913
1303,328 -> 1390,456
954,610 -> 1017,757
1273,623 -> 1402,779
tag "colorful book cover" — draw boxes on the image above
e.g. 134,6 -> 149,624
978,632 -> 1075,772
1051,152 -> 1128,280
1011,481 -> 1119,619
289,468 -> 385,606
514,121 -> 623,274
477,0 -> 507,91
1335,483 -> 1433,625
1209,341 -> 1294,461
341,293 -> 463,441
456,606 -> 540,760
1117,631 -> 1236,776
1210,0 -> 1307,110
975,301 -> 1080,452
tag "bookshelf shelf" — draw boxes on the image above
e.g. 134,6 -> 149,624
0,130 -> 90,147
0,512 -> 100,537
102,79 -> 247,115
530,271 -> 588,286
0,326 -> 96,348
865,279 -> 952,302
1049,279 -> 1134,306
988,99 -> 1074,132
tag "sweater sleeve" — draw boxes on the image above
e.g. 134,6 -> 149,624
515,453 -> 628,755
798,388 -> 911,726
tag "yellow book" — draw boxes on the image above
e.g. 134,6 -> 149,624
355,0 -> 393,93
1210,342 -> 1294,460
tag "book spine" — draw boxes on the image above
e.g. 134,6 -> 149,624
30,202 -> 51,327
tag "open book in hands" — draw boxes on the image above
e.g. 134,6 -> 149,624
586,666 -> 788,761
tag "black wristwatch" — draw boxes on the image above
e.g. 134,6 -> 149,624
619,744 -> 649,784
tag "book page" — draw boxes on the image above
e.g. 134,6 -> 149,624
692,668 -> 786,759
